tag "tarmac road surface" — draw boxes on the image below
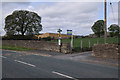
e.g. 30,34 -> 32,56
1,50 -> 119,79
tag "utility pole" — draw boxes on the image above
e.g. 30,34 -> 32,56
104,0 -> 107,44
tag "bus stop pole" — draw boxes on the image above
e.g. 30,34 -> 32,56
70,34 -> 73,53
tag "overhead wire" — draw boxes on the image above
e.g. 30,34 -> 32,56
109,1 -> 116,22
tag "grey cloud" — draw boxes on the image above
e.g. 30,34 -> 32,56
1,2 -> 117,36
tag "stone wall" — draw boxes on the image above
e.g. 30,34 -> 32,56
93,44 -> 120,59
2,40 -> 71,53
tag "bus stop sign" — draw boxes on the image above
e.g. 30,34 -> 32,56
67,30 -> 72,35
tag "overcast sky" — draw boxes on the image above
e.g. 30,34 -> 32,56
0,1 -> 118,36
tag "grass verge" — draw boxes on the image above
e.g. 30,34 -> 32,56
1,45 -> 32,51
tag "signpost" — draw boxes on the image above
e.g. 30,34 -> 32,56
58,38 -> 61,46
57,29 -> 62,52
67,30 -> 73,50
67,30 -> 72,35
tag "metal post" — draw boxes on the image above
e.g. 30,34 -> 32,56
97,40 -> 99,44
89,40 -> 91,48
81,40 -> 82,50
71,35 -> 73,48
70,35 -> 73,53
57,29 -> 62,53
59,40 -> 61,52
104,0 -> 107,44
58,34 -> 61,52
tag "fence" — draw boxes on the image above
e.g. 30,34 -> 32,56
71,37 -> 119,52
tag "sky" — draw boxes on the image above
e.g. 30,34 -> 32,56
0,0 -> 119,36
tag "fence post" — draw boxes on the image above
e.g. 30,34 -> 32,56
81,40 -> 82,50
97,40 -> 99,44
89,40 -> 91,48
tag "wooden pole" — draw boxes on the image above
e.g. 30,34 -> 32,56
81,40 -> 82,49
89,40 -> 91,48
104,0 -> 107,44
71,35 -> 73,48
70,35 -> 73,53
97,40 -> 99,44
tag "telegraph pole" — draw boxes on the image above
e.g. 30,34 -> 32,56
104,0 -> 107,44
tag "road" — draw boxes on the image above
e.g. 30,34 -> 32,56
1,50 -> 119,79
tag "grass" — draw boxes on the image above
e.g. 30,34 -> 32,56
1,45 -> 32,51
51,37 -> 119,48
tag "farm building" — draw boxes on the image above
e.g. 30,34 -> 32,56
35,33 -> 72,39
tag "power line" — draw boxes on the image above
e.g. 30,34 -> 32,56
110,2 -> 116,22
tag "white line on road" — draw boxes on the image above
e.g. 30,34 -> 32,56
52,71 -> 78,80
14,60 -> 36,67
11,51 -> 17,53
33,54 -> 51,57
0,56 -> 7,58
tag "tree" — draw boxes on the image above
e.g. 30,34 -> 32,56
91,20 -> 104,37
4,10 -> 42,36
108,24 -> 119,37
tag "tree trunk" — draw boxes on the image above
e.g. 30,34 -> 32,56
21,32 -> 24,36
98,34 -> 100,37
96,33 -> 100,37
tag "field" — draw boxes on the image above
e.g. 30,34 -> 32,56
51,37 -> 119,48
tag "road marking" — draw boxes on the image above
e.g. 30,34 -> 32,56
33,54 -> 40,56
11,51 -> 17,53
14,60 -> 36,67
33,54 -> 51,57
52,71 -> 78,80
0,56 -> 7,58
